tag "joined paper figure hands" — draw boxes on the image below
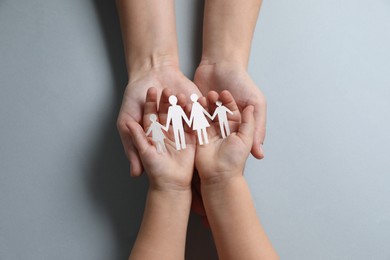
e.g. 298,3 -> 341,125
145,88 -> 238,153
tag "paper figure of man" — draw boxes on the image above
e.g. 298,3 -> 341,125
145,114 -> 167,153
212,101 -> 234,138
189,93 -> 213,145
165,95 -> 191,150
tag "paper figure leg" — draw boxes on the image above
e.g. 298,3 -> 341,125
224,121 -> 230,137
173,129 -> 181,150
219,122 -> 226,139
157,141 -> 167,153
179,129 -> 186,149
156,142 -> 162,153
202,128 -> 209,144
196,129 -> 203,145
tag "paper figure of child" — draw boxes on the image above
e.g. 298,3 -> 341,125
212,101 -> 234,139
189,93 -> 213,145
165,95 -> 191,150
145,114 -> 168,153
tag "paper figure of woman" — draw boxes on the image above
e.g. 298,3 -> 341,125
189,94 -> 213,145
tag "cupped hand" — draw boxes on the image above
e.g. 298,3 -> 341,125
117,66 -> 201,177
195,90 -> 255,183
194,62 -> 266,159
126,87 -> 196,191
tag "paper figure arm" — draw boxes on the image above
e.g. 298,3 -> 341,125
145,126 -> 152,136
202,107 -> 213,120
182,109 -> 192,127
211,110 -> 218,120
225,106 -> 234,115
165,109 -> 172,130
159,122 -> 169,132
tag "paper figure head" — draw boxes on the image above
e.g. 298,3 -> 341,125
149,114 -> 157,122
169,95 -> 177,105
216,101 -> 222,107
190,93 -> 199,102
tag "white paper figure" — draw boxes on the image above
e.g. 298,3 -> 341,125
165,95 -> 191,150
189,94 -> 213,145
145,114 -> 168,153
212,101 -> 234,139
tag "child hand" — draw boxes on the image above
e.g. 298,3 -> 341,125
126,87 -> 196,192
195,90 -> 255,184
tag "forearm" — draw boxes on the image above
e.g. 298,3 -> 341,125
130,188 -> 191,260
201,0 -> 262,67
201,175 -> 278,260
116,0 -> 179,78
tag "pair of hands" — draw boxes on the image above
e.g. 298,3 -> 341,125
126,85 -> 254,187
117,63 -> 266,222
117,63 -> 267,177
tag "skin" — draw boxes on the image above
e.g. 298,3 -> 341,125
116,0 -> 274,257
196,91 -> 278,260
194,0 -> 267,159
116,0 -> 267,177
128,88 -> 278,259
116,0 -> 201,177
126,87 -> 196,260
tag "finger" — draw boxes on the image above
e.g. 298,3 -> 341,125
207,91 -> 219,117
199,96 -> 214,124
237,105 -> 255,147
219,90 -> 240,116
178,94 -> 192,133
128,143 -> 143,177
143,87 -> 158,130
251,97 -> 267,159
198,96 -> 208,109
118,119 -> 143,177
177,93 -> 187,108
126,121 -> 151,156
158,88 -> 173,125
219,90 -> 241,134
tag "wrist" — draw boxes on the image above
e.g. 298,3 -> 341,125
148,187 -> 192,204
199,55 -> 247,70
148,172 -> 193,194
128,51 -> 179,82
199,172 -> 244,189
195,60 -> 248,90
200,175 -> 246,200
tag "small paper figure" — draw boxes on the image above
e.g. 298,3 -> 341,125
145,114 -> 167,153
165,95 -> 191,150
212,101 -> 234,139
189,94 -> 213,145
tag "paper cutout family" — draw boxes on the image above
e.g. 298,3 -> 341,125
145,94 -> 233,153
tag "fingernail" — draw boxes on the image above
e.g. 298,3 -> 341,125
259,144 -> 264,155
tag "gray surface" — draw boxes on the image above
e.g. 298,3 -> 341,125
1,0 -> 389,259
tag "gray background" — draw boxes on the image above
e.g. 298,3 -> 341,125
1,0 -> 389,259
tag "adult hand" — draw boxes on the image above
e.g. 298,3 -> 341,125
194,62 -> 266,159
117,66 -> 201,177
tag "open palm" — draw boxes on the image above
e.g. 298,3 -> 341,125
127,87 -> 196,191
117,66 -> 201,176
194,63 -> 266,159
195,90 -> 255,181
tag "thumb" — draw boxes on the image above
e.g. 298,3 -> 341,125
238,105 -> 255,147
126,122 -> 150,155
